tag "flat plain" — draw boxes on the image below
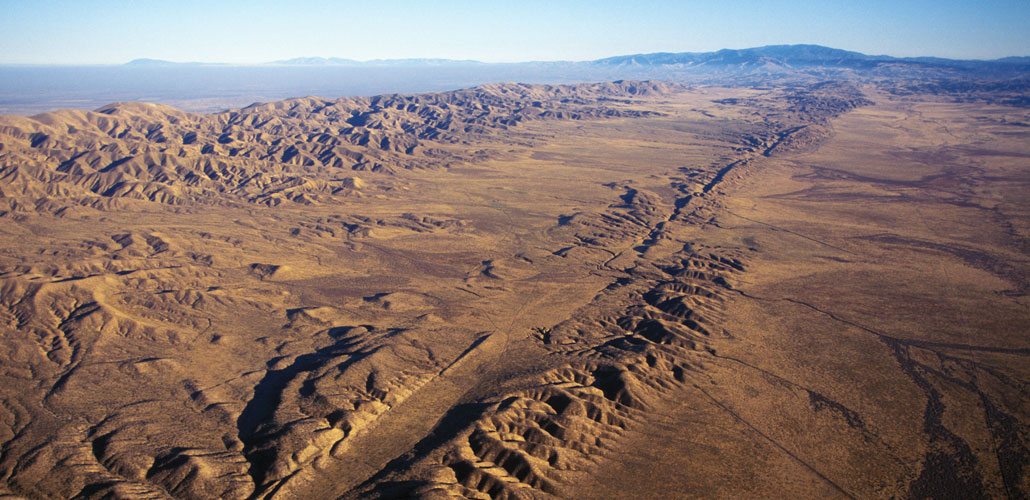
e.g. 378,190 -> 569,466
0,79 -> 1027,499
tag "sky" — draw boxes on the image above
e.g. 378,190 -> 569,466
0,0 -> 1028,65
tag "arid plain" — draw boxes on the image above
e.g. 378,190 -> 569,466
0,79 -> 1027,499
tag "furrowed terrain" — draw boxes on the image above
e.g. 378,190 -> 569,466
0,79 -> 1027,499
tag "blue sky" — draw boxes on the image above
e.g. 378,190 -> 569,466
1,0 -> 1027,64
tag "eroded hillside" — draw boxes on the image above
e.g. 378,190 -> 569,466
0,81 -> 672,210
0,80 -> 1027,500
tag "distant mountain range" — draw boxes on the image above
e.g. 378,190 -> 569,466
121,45 -> 1028,70
592,44 -> 1030,74
115,45 -> 1030,81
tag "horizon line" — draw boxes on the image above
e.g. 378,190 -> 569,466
1,44 -> 1028,67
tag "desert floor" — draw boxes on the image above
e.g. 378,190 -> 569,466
0,83 -> 1027,499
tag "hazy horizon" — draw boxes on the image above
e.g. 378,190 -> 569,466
2,41 -> 1030,68
1,0 -> 1028,65
2,41 -> 1028,117
0,63 -> 638,116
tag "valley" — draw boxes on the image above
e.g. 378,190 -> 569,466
0,79 -> 1027,499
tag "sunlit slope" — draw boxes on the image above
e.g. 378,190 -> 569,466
1,80 -> 1027,499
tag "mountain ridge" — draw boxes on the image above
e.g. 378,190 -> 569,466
592,44 -> 1030,71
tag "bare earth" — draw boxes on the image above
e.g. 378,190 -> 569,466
0,81 -> 1027,499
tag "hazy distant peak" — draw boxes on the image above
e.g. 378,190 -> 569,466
125,58 -> 177,66
744,44 -> 874,59
592,44 -> 877,66
995,56 -> 1030,64
267,57 -> 362,66
124,58 -> 223,66
267,57 -> 485,66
